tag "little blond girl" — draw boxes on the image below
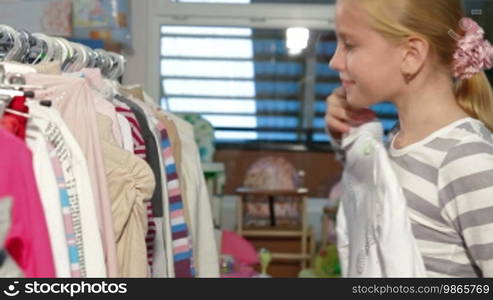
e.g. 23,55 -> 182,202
326,0 -> 493,277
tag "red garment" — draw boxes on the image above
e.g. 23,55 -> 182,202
0,128 -> 55,277
0,117 -> 20,135
0,96 -> 28,140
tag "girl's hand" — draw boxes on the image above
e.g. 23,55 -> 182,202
324,87 -> 377,140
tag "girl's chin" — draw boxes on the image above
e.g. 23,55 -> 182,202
347,92 -> 372,109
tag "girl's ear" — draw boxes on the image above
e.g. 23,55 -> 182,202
400,35 -> 429,82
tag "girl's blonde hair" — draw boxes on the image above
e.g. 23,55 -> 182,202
354,0 -> 493,131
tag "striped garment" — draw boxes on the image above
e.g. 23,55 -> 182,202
46,142 -> 82,278
42,121 -> 87,277
115,104 -> 156,271
115,105 -> 147,160
387,117 -> 493,277
157,122 -> 195,278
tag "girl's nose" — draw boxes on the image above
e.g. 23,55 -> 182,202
329,44 -> 345,72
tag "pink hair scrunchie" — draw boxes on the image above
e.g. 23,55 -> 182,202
453,17 -> 493,80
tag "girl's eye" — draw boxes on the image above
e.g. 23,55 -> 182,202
344,41 -> 354,50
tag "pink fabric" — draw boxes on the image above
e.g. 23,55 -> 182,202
453,17 -> 493,79
168,188 -> 181,198
81,69 -> 123,148
173,245 -> 190,254
164,147 -> 172,157
171,209 -> 184,218
221,230 -> 258,266
0,128 -> 55,277
81,68 -> 106,91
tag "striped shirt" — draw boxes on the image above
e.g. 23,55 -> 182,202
157,122 -> 195,277
42,121 -> 87,277
114,101 -> 156,270
46,142 -> 82,277
388,117 -> 493,277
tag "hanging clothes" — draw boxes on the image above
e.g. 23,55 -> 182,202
28,102 -> 107,277
122,94 -> 176,277
114,101 -> 147,160
157,122 -> 195,277
79,69 -> 124,149
0,127 -> 55,277
114,100 -> 155,269
114,95 -> 166,276
0,197 -> 23,277
25,122 -> 70,277
45,142 -> 82,277
97,113 -> 155,277
121,87 -> 220,277
115,95 -> 164,218
116,113 -> 134,153
0,96 -> 28,139
25,73 -> 118,277
0,32 -> 220,278
161,111 -> 220,277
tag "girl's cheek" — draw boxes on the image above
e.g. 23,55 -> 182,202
346,56 -> 354,76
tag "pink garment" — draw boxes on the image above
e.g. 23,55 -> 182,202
25,73 -> 119,277
0,128 -> 55,277
221,230 -> 258,266
81,68 -> 106,91
81,69 -> 123,147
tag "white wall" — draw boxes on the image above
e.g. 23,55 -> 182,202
122,0 -> 151,91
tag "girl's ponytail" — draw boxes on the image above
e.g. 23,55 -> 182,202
454,72 -> 493,131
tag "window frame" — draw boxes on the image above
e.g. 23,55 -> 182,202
147,0 -> 335,102
154,0 -> 335,21
146,0 -> 337,150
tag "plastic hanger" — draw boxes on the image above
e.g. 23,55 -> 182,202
83,46 -> 96,68
69,42 -> 90,72
50,38 -> 66,63
0,25 -> 22,62
75,43 -> 89,70
116,54 -> 126,79
31,33 -> 55,63
62,42 -> 80,72
94,49 -> 112,77
100,51 -> 126,80
0,28 -> 14,61
86,47 -> 98,68
25,33 -> 48,65
106,52 -> 120,80
54,38 -> 71,65
16,30 -> 32,63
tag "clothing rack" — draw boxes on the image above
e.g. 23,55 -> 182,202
0,27 -> 220,277
0,24 -> 125,80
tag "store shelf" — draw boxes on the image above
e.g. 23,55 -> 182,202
241,229 -> 304,238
